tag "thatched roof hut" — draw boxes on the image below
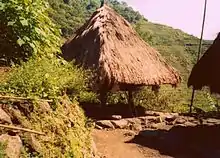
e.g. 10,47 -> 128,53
188,33 -> 219,94
61,5 -> 181,92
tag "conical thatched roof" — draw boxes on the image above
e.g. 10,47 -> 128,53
62,5 -> 181,91
188,33 -> 220,94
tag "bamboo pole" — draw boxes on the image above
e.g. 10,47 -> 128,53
0,95 -> 53,103
0,124 -> 45,135
189,0 -> 208,113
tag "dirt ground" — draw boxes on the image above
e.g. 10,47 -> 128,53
92,129 -> 172,158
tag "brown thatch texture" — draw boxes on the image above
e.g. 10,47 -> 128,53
188,33 -> 219,93
61,5 -> 181,91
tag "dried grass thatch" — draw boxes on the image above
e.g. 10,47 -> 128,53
188,33 -> 219,93
61,5 -> 181,91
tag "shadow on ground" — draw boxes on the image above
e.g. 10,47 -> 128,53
126,124 -> 220,158
80,102 -> 147,120
80,102 -> 220,120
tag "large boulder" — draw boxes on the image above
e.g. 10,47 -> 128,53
24,134 -> 42,153
150,122 -> 168,130
0,134 -> 22,158
206,118 -> 220,124
96,120 -> 115,129
175,117 -> 187,124
145,116 -> 163,123
144,111 -> 162,116
165,114 -> 177,122
36,101 -> 52,113
111,120 -> 128,129
0,107 -> 12,124
126,118 -> 142,131
110,115 -> 122,120
184,121 -> 197,127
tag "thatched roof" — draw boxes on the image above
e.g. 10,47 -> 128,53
188,33 -> 219,93
61,5 -> 181,91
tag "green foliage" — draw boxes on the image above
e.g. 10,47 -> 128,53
48,0 -> 89,37
108,0 -> 144,23
1,0 -> 95,157
0,142 -> 6,158
107,92 -> 128,105
1,57 -> 89,100
0,0 -> 61,65
78,91 -> 99,103
132,19 -> 216,112
18,97 -> 93,158
47,0 -> 144,38
133,87 -> 173,112
134,20 -> 211,80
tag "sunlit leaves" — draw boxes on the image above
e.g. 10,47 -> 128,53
20,19 -> 28,26
1,0 -> 61,65
7,21 -> 15,26
17,38 -> 25,46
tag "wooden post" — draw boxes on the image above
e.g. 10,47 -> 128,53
100,90 -> 107,107
189,0 -> 207,113
128,90 -> 136,117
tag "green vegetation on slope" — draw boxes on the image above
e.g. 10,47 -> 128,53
0,0 -> 61,65
0,142 -> 6,158
135,20 -> 211,80
0,0 -> 95,157
47,0 -> 144,37
134,19 -> 215,112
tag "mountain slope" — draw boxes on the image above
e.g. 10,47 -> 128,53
134,20 -> 212,80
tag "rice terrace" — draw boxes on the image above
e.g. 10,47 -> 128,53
0,0 -> 219,158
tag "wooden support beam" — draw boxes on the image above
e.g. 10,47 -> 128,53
128,90 -> 136,117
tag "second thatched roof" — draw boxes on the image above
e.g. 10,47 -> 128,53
188,33 -> 219,94
62,5 -> 181,91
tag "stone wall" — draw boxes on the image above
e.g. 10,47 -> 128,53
95,111 -> 220,131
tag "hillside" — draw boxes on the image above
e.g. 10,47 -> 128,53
134,20 -> 212,81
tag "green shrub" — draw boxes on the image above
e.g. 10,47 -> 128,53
133,87 -> 173,112
107,92 -> 128,105
0,142 -> 6,158
133,85 -> 217,113
0,56 -> 90,100
19,97 -> 93,158
0,0 -> 61,65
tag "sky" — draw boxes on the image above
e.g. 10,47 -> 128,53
120,0 -> 219,40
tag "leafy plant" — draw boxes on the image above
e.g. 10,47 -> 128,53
1,57 -> 89,100
0,0 -> 61,65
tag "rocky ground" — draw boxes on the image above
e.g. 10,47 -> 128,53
93,111 -> 220,158
0,101 -> 50,158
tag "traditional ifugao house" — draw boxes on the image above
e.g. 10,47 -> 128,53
188,33 -> 219,94
61,4 -> 181,112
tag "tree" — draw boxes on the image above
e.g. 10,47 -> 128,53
0,0 -> 61,65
